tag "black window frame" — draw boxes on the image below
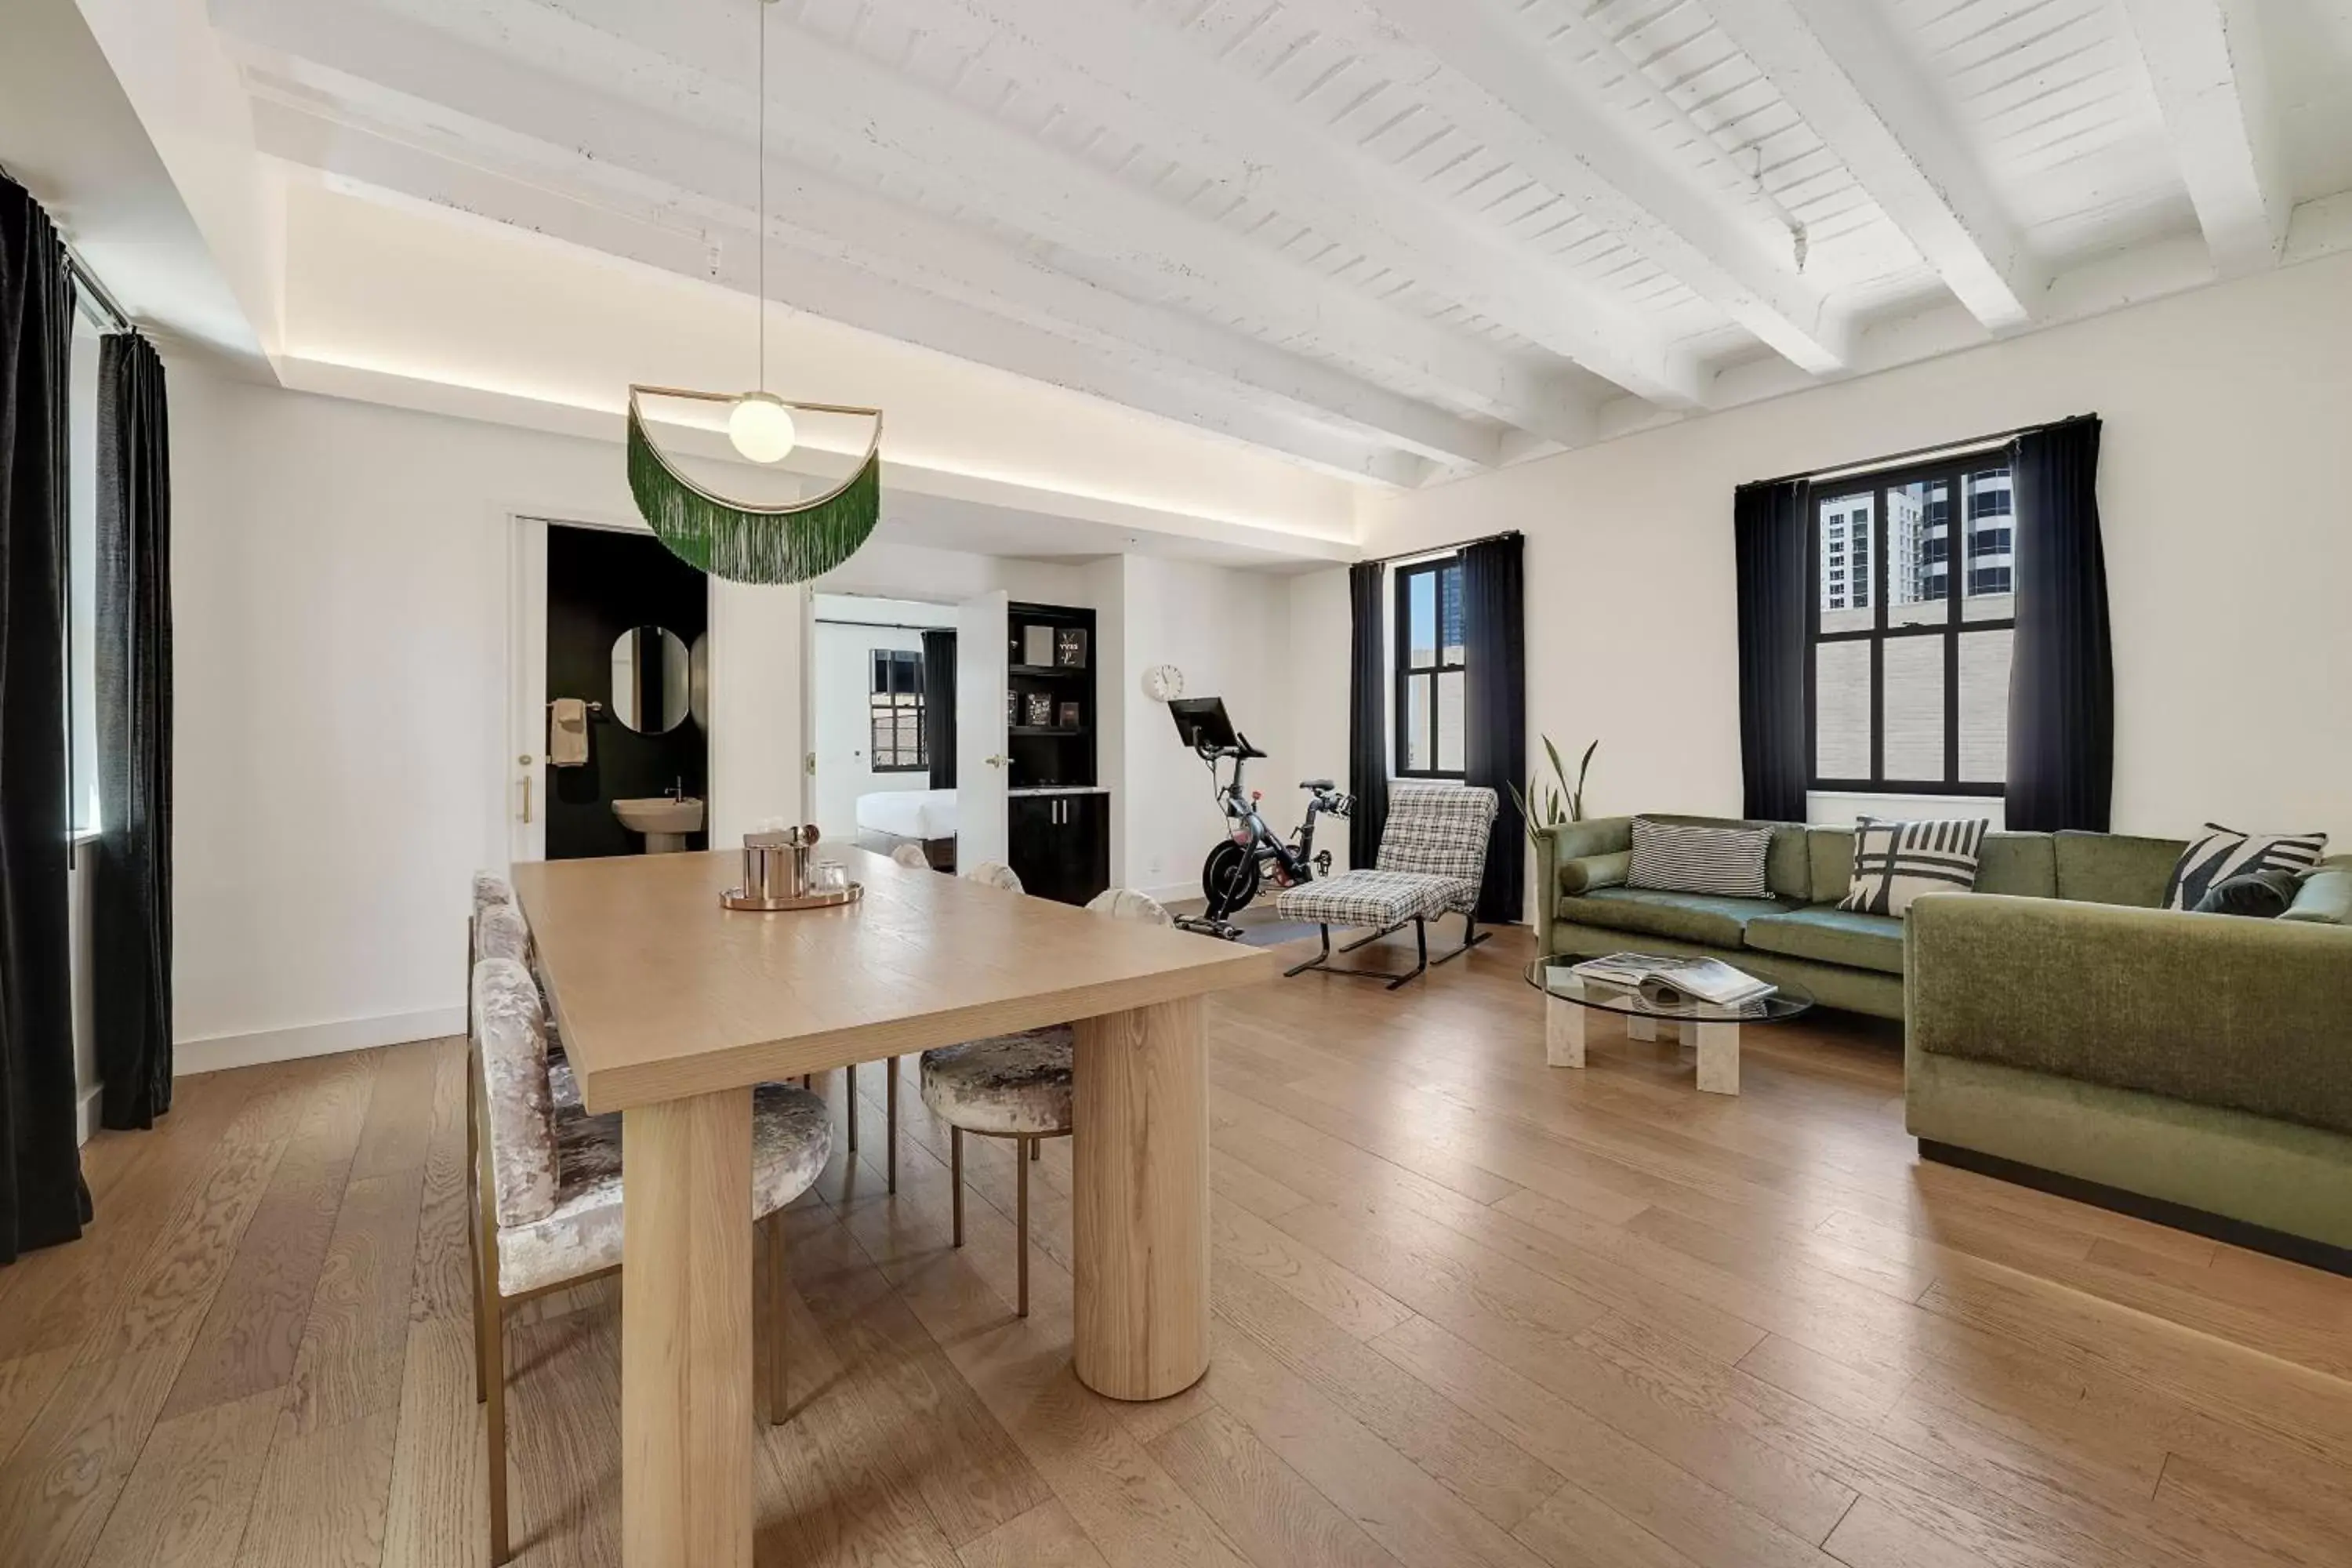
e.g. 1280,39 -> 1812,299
1392,554 -> 1467,780
1807,455 -> 2014,797
868,648 -> 927,773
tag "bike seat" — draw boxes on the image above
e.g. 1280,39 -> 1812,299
1298,778 -> 1335,791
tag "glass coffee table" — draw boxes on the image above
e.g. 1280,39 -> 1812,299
1524,959 -> 1813,1096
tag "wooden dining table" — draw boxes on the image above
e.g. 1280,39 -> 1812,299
511,844 -> 1276,1568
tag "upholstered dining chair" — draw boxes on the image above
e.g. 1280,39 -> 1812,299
890,841 -> 932,869
918,882 -> 1173,1316
469,957 -> 832,1566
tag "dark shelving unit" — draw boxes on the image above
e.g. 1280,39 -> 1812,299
1004,601 -> 1108,904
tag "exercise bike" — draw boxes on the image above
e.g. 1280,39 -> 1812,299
1167,696 -> 1352,939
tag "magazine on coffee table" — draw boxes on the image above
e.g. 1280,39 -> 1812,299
1569,953 -> 1777,1007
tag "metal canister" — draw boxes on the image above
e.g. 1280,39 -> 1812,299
741,823 -> 819,902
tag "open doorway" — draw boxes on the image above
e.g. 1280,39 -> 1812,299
810,593 -> 957,869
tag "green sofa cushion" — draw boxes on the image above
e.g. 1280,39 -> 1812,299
1744,906 -> 1906,975
2054,829 -> 2187,908
1976,833 -> 2057,898
1555,887 -> 1793,949
1558,850 -> 1632,896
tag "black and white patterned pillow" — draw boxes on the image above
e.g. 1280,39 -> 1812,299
1838,817 -> 1988,916
1627,819 -> 1774,899
2164,825 -> 2327,911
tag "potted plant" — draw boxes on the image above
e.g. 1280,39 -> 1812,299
1510,736 -> 1598,849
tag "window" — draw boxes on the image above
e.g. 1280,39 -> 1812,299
1394,554 -> 1466,777
1811,457 -> 2015,794
868,648 -> 926,771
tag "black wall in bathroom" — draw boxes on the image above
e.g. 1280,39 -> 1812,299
546,524 -> 709,860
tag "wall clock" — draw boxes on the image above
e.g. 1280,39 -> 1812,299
1141,663 -> 1185,702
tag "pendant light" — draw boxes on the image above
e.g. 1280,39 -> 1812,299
728,0 -> 794,464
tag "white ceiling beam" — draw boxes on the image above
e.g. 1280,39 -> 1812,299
1276,0 -> 1850,374
907,0 -> 1705,408
1702,0 -> 2044,332
248,89 -> 1442,485
216,0 -> 1595,450
2116,0 -> 2288,277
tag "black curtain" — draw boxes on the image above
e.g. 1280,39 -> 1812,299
1346,561 -> 1389,869
1734,477 -> 1811,822
95,335 -> 173,1130
2006,415 -> 2111,832
921,627 -> 957,790
0,176 -> 92,1262
1461,535 -> 1526,923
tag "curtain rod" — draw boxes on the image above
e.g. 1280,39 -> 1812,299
1745,414 -> 2094,491
1361,528 -> 1522,568
0,161 -> 136,334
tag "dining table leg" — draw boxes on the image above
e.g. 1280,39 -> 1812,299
1071,995 -> 1210,1401
621,1087 -> 754,1568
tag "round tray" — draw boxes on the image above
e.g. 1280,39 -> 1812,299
720,882 -> 863,913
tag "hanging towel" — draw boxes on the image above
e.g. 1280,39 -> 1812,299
549,699 -> 590,766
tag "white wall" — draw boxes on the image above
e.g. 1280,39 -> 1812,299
1355,249 -> 2352,871
1285,568 -> 1356,872
1117,557 -> 1296,902
169,363 -> 805,1068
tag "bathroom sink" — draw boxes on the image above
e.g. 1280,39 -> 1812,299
613,797 -> 703,852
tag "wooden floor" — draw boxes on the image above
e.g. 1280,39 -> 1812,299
5,923 -> 2350,1568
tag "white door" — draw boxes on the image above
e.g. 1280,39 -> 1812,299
956,590 -> 1009,866
506,515 -> 549,864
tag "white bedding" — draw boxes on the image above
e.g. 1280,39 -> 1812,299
856,787 -> 958,840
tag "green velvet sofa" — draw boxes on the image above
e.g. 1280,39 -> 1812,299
1537,815 -> 2352,1261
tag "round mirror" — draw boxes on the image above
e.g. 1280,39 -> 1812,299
610,625 -> 691,734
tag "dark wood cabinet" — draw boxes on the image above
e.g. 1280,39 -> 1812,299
1008,791 -> 1109,906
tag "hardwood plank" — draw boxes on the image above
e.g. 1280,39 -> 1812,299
1210,1261 -> 1564,1534
284,1167 -> 428,1434
236,1407 -> 400,1568
1820,1495 -> 1994,1568
954,1499 -> 1111,1568
1366,1314 -> 1842,1568
1509,1479 -> 1709,1568
1148,1404 -> 1410,1568
1199,1316 -> 1555,1568
0,1349 -> 75,1468
380,1317 -> 485,1568
0,1345 -> 187,1568
72,1069 -> 310,1366
160,1053 -> 382,1420
505,1308 -> 623,1568
83,1386 -> 279,1567
407,1037 -> 478,1327
1210,1196 -> 1413,1342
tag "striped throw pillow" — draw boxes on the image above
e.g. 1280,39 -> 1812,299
2164,825 -> 2327,911
1838,817 -> 1988,916
1627,819 -> 1774,899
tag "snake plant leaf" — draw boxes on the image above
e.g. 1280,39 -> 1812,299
626,394 -> 882,585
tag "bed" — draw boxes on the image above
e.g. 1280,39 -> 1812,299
855,787 -> 958,869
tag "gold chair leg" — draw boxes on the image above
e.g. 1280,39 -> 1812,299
845,1062 -> 858,1152
466,1055 -> 485,1406
885,1058 -> 899,1195
950,1127 -> 964,1247
1017,1136 -> 1031,1318
763,1210 -> 789,1427
485,1291 -> 510,1566
1030,1138 -> 1041,1161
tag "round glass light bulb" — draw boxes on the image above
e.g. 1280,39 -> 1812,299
726,392 -> 797,463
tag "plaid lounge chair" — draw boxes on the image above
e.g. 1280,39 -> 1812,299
1275,783 -> 1497,988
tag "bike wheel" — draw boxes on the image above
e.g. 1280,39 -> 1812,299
1201,840 -> 1262,920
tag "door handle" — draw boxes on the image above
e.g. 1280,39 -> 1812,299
517,754 -> 535,822
985,754 -> 1007,768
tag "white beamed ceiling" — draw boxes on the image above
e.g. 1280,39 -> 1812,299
162,0 -> 2352,488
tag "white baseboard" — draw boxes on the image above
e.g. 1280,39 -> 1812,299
175,1006 -> 465,1078
76,1085 -> 102,1147
1141,880 -> 1202,906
